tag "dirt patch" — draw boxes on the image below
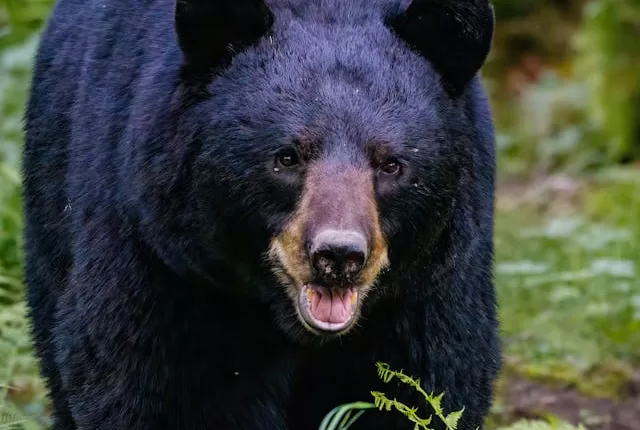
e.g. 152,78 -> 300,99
495,374 -> 640,430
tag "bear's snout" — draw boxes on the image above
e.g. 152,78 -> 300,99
268,160 -> 390,336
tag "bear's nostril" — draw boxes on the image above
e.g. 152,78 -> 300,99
310,230 -> 368,284
313,251 -> 336,276
343,251 -> 365,273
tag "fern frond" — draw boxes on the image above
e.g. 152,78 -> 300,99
370,391 -> 434,430
373,362 -> 465,430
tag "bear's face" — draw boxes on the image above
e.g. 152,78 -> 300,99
170,0 -> 494,342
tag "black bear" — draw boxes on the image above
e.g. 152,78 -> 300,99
22,0 -> 501,429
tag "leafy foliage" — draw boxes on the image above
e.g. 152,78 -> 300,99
0,0 -> 54,47
1,4 -> 49,428
574,0 -> 640,163
321,363 -> 589,430
372,362 -> 465,430
319,402 -> 375,430
320,362 -> 465,430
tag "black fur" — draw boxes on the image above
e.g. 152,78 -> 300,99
175,0 -> 274,73
388,0 -> 495,95
23,0 -> 501,428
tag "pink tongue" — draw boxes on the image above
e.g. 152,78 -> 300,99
309,287 -> 352,324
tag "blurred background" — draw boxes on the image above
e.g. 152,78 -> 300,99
1,1 -> 639,429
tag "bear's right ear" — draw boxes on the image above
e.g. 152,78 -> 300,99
388,0 -> 495,96
175,0 -> 273,73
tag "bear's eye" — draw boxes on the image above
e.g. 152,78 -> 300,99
379,159 -> 401,176
274,148 -> 300,170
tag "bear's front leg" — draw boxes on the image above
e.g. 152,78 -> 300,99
52,216 -> 292,429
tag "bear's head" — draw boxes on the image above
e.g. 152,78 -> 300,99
133,0 -> 495,344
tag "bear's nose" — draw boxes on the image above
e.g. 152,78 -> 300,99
310,230 -> 368,286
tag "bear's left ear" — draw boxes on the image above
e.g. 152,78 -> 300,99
175,0 -> 274,74
388,0 -> 495,96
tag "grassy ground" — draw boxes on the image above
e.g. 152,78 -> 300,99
489,172 -> 640,429
1,35 -> 639,430
496,173 -> 640,379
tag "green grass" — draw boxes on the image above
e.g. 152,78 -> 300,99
494,174 -> 640,398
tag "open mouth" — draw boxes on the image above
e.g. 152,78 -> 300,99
298,284 -> 359,334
